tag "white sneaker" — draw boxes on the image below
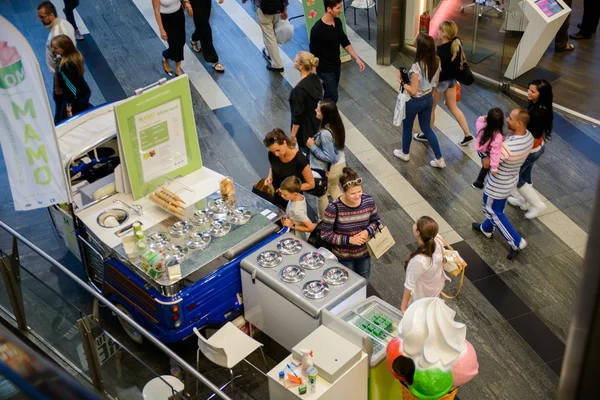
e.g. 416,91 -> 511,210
507,196 -> 529,210
393,149 -> 410,161
430,158 -> 446,168
524,203 -> 547,219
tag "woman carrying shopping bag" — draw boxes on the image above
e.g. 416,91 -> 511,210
393,34 -> 446,169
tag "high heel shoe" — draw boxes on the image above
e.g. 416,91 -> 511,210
162,59 -> 173,77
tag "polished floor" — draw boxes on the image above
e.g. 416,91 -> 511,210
429,0 -> 600,121
1,0 -> 599,398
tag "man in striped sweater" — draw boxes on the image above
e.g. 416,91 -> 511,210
472,108 -> 534,260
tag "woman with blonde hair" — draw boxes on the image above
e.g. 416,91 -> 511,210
289,51 -> 323,153
51,34 -> 90,121
415,21 -> 473,146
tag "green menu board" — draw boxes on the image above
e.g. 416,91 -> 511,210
114,76 -> 203,200
302,0 -> 350,61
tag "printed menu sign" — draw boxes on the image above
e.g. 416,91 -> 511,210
115,76 -> 202,200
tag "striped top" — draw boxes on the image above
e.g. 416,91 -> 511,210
320,195 -> 380,260
484,131 -> 534,199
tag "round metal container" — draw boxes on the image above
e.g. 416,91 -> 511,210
322,267 -> 349,286
257,250 -> 283,268
162,244 -> 188,262
208,219 -> 231,237
279,265 -> 306,283
299,252 -> 326,270
147,232 -> 172,249
186,232 -> 211,250
209,198 -> 229,217
169,221 -> 190,238
277,238 -> 303,255
302,280 -> 330,300
229,207 -> 252,225
190,209 -> 212,226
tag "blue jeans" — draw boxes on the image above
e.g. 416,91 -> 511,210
317,66 -> 341,103
402,93 -> 443,159
481,194 -> 522,250
339,257 -> 371,280
517,145 -> 545,188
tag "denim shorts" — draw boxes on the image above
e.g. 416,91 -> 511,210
436,79 -> 456,92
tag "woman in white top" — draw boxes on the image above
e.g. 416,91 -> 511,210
153,0 -> 193,76
393,34 -> 446,169
401,216 -> 449,312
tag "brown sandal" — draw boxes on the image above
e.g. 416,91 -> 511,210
213,63 -> 225,73
190,39 -> 201,53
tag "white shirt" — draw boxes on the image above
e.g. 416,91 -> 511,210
286,196 -> 310,240
404,240 -> 449,305
160,0 -> 182,14
46,18 -> 76,74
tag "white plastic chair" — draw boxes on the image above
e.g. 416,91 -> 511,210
193,323 -> 268,398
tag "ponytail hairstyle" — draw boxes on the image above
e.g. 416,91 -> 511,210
339,167 -> 361,192
296,51 -> 319,72
528,79 -> 553,138
404,216 -> 439,272
319,100 -> 345,150
438,20 -> 461,62
478,108 -> 504,147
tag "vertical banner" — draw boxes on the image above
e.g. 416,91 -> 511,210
0,17 -> 68,210
302,0 -> 350,61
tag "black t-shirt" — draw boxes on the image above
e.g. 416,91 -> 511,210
268,150 -> 309,190
309,18 -> 351,73
437,40 -> 461,82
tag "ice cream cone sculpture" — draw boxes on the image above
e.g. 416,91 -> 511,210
386,298 -> 478,399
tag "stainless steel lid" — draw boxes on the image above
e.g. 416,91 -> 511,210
277,238 -> 303,255
322,267 -> 349,286
186,232 -> 211,250
257,250 -> 283,268
208,219 -> 231,237
302,280 -> 330,300
148,232 -> 171,249
299,252 -> 326,270
279,265 -> 306,283
163,244 -> 188,262
229,207 -> 252,225
209,198 -> 229,216
190,209 -> 212,226
169,221 -> 190,238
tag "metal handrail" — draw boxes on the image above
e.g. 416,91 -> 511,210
0,220 -> 232,400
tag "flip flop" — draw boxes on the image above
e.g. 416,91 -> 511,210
213,63 -> 225,73
190,39 -> 201,53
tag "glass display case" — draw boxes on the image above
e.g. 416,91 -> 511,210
338,296 -> 403,365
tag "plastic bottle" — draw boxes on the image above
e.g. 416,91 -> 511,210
300,349 -> 313,377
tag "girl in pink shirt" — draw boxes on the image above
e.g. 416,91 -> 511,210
472,108 -> 505,189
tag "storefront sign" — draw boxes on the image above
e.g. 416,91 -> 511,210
0,17 -> 68,210
114,76 -> 202,200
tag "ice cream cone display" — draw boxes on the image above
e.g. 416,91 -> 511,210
149,187 -> 187,216
385,298 -> 478,399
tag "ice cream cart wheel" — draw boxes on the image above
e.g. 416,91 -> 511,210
115,304 -> 143,344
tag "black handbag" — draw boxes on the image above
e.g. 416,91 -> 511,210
306,168 -> 328,197
307,203 -> 337,250
456,47 -> 475,86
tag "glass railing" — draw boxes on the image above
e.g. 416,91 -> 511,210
0,221 -> 231,400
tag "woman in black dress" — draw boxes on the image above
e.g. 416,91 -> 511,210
263,129 -> 315,208
51,35 -> 90,120
189,0 -> 225,72
153,0 -> 192,76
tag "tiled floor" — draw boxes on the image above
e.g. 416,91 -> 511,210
1,0 -> 599,399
